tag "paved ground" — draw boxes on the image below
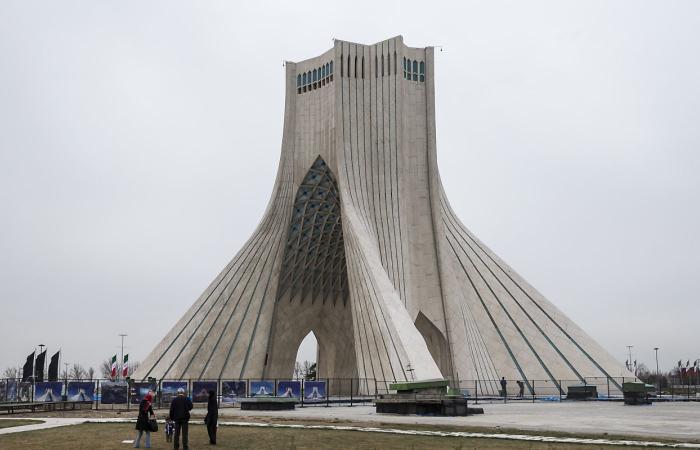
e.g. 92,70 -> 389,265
2,417 -> 700,448
208,402 -> 700,441
2,401 -> 699,443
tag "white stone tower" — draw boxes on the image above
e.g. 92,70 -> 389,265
134,36 -> 632,394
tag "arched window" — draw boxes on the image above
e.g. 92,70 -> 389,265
313,69 -> 317,82
329,61 -> 333,74
321,65 -> 325,78
302,72 -> 306,85
403,57 -> 407,79
297,74 -> 301,87
419,61 -> 425,82
407,59 -> 412,79
412,60 -> 418,81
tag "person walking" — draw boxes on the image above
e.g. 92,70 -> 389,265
516,380 -> 524,398
205,390 -> 218,445
500,377 -> 507,398
169,387 -> 193,450
134,392 -> 156,448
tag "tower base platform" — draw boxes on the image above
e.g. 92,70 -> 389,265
375,380 -> 484,416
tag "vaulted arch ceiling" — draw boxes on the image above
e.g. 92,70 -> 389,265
277,156 -> 349,305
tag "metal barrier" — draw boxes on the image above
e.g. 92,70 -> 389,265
2,375 -> 698,413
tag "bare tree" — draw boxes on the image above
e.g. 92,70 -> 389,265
298,360 -> 317,380
128,361 -> 140,377
100,359 -> 112,379
70,363 -> 86,380
3,367 -> 20,379
636,363 -> 651,379
87,367 -> 95,381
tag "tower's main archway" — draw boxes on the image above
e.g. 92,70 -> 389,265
263,156 -> 357,384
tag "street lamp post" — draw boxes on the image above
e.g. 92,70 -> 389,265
37,344 -> 45,382
654,347 -> 660,395
64,362 -> 69,384
626,345 -> 634,376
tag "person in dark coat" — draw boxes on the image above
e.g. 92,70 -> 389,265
134,391 -> 155,448
169,387 -> 193,450
204,390 -> 218,445
500,377 -> 507,398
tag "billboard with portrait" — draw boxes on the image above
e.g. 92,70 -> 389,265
221,381 -> 247,404
250,380 -> 274,397
277,380 -> 301,398
303,381 -> 326,400
161,381 -> 188,404
192,381 -> 217,403
67,381 -> 95,401
34,382 -> 63,402
100,381 -> 128,404
130,382 -> 157,404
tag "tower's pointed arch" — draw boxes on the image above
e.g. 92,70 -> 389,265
263,156 -> 357,383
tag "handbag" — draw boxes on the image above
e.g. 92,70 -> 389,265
148,419 -> 158,432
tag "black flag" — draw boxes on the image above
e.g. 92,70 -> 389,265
48,351 -> 60,381
22,351 -> 35,382
35,350 -> 46,382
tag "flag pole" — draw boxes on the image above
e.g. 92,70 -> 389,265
32,346 -> 37,383
119,334 -> 127,381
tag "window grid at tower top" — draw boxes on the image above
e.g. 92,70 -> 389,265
297,52 -> 424,95
402,58 -> 425,83
297,59 -> 335,94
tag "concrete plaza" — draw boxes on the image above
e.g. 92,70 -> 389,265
209,401 -> 700,441
1,401 -> 699,448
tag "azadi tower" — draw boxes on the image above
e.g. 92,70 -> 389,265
135,36 -> 631,394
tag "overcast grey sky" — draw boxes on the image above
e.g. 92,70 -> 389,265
1,1 -> 698,376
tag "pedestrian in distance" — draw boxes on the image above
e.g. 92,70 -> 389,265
500,377 -> 507,398
134,391 -> 156,448
516,380 -> 524,398
205,389 -> 218,445
169,387 -> 193,450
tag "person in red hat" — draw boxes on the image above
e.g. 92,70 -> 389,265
134,391 -> 156,448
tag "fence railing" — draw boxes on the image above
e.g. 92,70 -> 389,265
1,376 -> 699,410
